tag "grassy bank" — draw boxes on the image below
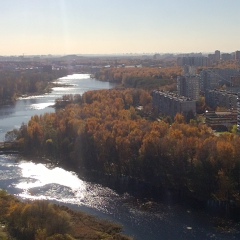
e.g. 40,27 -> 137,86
0,190 -> 132,240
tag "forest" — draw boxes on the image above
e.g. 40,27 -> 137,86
14,88 -> 240,212
0,190 -> 131,240
0,69 -> 67,105
94,66 -> 182,90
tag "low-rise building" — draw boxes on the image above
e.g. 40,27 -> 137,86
205,110 -> 237,131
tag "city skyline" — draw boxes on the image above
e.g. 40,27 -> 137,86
1,0 -> 240,55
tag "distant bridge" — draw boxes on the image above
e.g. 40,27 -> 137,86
0,141 -> 20,154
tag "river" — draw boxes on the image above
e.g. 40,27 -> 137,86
0,74 -> 239,240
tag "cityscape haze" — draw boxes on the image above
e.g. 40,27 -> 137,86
1,0 -> 240,55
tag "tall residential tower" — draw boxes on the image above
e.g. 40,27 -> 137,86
177,66 -> 200,100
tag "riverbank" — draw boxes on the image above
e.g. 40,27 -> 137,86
2,147 -> 240,239
0,68 -> 68,108
24,154 -> 240,237
0,190 -> 132,240
2,73 -> 240,239
15,87 -> 240,217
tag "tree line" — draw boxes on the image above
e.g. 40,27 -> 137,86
94,66 -> 182,90
0,69 -> 67,105
14,88 -> 240,208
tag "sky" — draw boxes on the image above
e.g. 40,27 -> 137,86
0,0 -> 240,55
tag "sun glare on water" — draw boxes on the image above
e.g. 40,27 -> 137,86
15,162 -> 86,202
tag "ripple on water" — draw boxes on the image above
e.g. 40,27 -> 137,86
0,158 -> 21,181
1,155 -> 239,240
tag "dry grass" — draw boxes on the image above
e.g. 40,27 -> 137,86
0,190 -> 132,240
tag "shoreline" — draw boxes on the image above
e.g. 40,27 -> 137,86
0,189 -> 133,240
15,154 -> 240,236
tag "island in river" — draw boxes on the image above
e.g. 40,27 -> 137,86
16,86 -> 240,216
1,73 -> 240,240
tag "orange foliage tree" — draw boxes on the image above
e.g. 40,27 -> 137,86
16,88 -> 240,204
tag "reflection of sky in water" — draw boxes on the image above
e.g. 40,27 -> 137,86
18,95 -> 47,100
16,162 -> 85,191
0,154 -> 234,240
52,87 -> 76,92
15,162 -> 87,203
0,74 -> 103,141
13,161 -> 119,212
29,102 -> 55,110
59,74 -> 90,80
0,73 -> 119,208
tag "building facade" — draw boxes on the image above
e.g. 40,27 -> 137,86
205,110 -> 237,131
235,51 -> 240,61
153,90 -> 196,120
237,93 -> 240,131
177,76 -> 200,100
221,53 -> 232,61
177,66 -> 200,100
215,50 -> 221,62
177,56 -> 209,67
205,89 -> 237,110
200,68 -> 240,92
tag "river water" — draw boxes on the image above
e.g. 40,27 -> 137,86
0,74 -> 239,240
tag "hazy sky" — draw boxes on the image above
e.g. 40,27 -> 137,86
1,0 -> 239,55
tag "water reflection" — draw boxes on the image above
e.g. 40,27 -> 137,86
0,148 -> 239,239
16,162 -> 85,190
1,74 -> 238,239
0,74 -> 114,141
0,105 -> 15,118
15,162 -> 87,203
58,74 -> 90,80
0,158 -> 118,214
0,154 -> 141,210
29,102 -> 55,110
11,159 -> 119,213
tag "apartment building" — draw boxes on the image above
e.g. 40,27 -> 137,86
152,90 -> 196,120
177,56 -> 209,67
200,69 -> 240,92
221,53 -> 232,61
235,51 -> 240,61
177,75 -> 200,100
215,50 -> 221,62
177,66 -> 200,100
237,93 -> 240,131
205,89 -> 237,110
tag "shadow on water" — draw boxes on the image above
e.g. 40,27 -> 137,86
1,73 -> 240,239
74,168 -> 240,240
1,155 -> 240,240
